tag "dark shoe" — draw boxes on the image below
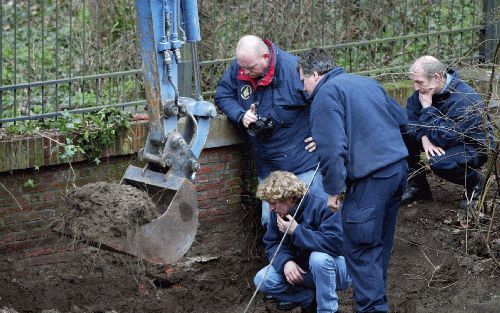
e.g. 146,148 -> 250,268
276,301 -> 298,311
300,298 -> 317,313
263,294 -> 276,302
459,177 -> 484,211
459,198 -> 478,212
401,182 -> 433,205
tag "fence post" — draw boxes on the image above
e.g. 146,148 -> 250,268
482,0 -> 499,63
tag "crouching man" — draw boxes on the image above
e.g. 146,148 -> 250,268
253,171 -> 350,313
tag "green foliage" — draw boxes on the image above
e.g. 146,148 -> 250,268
5,119 -> 49,136
72,108 -> 131,160
6,108 -> 132,162
59,137 -> 85,160
23,179 -> 35,188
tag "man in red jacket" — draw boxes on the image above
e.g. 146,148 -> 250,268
215,35 -> 327,228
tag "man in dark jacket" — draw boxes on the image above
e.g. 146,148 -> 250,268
215,35 -> 327,227
402,55 -> 494,209
298,48 -> 408,313
253,171 -> 350,313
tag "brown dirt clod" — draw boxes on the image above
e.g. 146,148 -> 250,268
54,182 -> 159,240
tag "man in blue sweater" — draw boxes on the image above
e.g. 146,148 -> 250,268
402,56 -> 494,210
298,48 -> 408,313
254,171 -> 350,313
215,35 -> 327,227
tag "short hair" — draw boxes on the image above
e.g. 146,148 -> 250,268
298,47 -> 336,76
256,171 -> 306,202
411,55 -> 446,78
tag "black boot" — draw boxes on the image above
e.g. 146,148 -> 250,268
401,178 -> 433,205
300,297 -> 317,313
276,300 -> 298,311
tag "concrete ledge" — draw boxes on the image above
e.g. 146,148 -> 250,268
0,115 -> 243,173
204,115 -> 244,148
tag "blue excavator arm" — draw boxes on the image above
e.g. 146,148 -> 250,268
112,0 -> 216,264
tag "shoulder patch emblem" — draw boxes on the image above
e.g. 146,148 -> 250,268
241,85 -> 252,100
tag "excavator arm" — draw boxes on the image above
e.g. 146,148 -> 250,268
114,0 -> 216,264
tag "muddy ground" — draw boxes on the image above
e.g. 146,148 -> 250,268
1,175 -> 499,313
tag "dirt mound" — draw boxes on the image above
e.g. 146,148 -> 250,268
54,182 -> 159,240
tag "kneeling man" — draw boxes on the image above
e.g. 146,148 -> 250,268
254,171 -> 350,313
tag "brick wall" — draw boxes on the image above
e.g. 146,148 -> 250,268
0,156 -> 132,258
0,116 -> 259,275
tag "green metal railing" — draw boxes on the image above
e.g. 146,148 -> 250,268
0,0 -> 497,126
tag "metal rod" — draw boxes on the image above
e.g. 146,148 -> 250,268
13,0 -> 18,122
41,0 -> 46,115
55,0 -> 60,115
191,43 -> 203,101
69,0 -> 73,109
81,0 -> 87,109
196,27 -> 483,67
28,0 -> 32,115
0,0 -> 3,87
0,70 -> 142,92
0,100 -> 146,124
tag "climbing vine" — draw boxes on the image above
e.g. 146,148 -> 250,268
5,108 -> 132,163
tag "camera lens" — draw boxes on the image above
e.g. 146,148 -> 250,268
247,119 -> 265,137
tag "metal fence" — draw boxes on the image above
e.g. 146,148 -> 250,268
0,0 -> 497,126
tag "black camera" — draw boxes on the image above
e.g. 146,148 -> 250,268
247,116 -> 275,140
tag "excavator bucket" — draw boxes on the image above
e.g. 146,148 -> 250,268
103,165 -> 199,264
52,164 -> 198,264
55,0 -> 213,265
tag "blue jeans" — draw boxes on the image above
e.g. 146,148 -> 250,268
254,252 -> 351,313
260,168 -> 328,226
342,159 -> 407,313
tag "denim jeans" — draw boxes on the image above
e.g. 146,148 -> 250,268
260,168 -> 328,226
254,252 -> 351,313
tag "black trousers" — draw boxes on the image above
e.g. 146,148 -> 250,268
403,133 -> 487,191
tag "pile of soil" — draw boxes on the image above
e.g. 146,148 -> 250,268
1,176 -> 499,313
53,182 -> 159,240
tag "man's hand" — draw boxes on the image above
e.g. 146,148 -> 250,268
304,137 -> 316,152
421,135 -> 445,159
418,89 -> 434,108
327,194 -> 341,212
283,260 -> 305,285
277,214 -> 298,235
242,103 -> 258,128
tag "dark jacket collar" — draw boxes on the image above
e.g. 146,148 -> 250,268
431,69 -> 459,103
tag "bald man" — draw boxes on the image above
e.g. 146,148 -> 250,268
402,56 -> 495,210
215,35 -> 327,227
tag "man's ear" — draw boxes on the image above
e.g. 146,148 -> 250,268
434,73 -> 444,83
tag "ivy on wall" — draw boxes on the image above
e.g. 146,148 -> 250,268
5,108 -> 132,163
